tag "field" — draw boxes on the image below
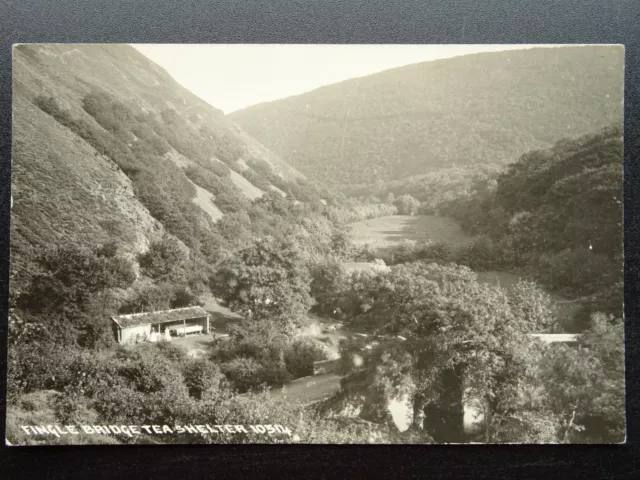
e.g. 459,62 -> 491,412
348,215 -> 474,249
348,215 -> 581,332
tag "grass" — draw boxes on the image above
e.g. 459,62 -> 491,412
189,180 -> 224,222
229,169 -> 264,200
348,215 -> 474,249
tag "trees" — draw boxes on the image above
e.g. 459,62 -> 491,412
394,194 -> 421,216
337,262 -> 557,442
139,237 -> 189,281
117,282 -> 203,315
333,259 -> 624,443
210,236 -> 313,330
309,257 -> 349,316
138,236 -> 209,297
441,125 -> 623,322
17,244 -> 136,348
537,314 -> 625,443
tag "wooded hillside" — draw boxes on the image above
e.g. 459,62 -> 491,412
231,46 -> 623,188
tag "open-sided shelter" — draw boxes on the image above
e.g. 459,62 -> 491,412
111,306 -> 210,345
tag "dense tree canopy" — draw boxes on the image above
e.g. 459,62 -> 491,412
210,236 -> 313,330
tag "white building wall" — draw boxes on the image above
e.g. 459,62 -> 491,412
120,324 -> 152,345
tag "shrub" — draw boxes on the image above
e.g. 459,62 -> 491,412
241,168 -> 271,191
214,191 -> 252,214
138,237 -> 189,280
284,337 -> 328,378
535,249 -> 619,297
414,241 -> 452,263
206,160 -> 231,178
183,359 -> 227,399
52,388 -> 85,424
337,337 -> 369,375
453,235 -> 504,270
394,194 -> 421,215
117,349 -> 187,395
575,281 -> 623,329
221,357 -> 289,393
7,345 -> 69,399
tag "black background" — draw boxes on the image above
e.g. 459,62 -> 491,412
1,1 -> 639,478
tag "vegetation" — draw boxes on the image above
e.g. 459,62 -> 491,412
321,263 -> 623,443
210,236 -> 314,330
231,45 -> 623,187
12,244 -> 136,349
9,44 -> 625,446
442,125 -> 623,328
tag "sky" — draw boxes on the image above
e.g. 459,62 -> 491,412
132,44 -> 560,114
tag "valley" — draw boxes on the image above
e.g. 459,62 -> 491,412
210,212 -> 583,410
7,44 -> 624,446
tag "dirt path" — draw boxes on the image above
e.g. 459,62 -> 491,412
267,373 -> 343,406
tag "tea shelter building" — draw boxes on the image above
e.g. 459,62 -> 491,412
111,306 -> 210,345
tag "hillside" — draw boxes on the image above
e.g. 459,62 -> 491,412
441,124 -> 623,330
230,45 -> 624,188
11,44 -> 320,274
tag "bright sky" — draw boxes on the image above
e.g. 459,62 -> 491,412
132,44 -> 561,114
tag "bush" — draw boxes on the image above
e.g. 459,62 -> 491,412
138,237 -> 189,280
183,359 -> 227,399
453,235 -> 505,270
241,168 -> 272,191
337,337 -> 369,375
574,281 -> 623,329
284,337 -> 328,378
414,241 -> 452,263
221,357 -> 291,393
7,345 -> 70,399
206,160 -> 232,178
535,249 -> 620,297
394,194 -> 421,216
52,388 -> 85,424
117,349 -> 187,395
214,191 -> 252,214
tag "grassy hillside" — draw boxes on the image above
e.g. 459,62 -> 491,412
11,44 -> 324,273
230,45 -> 623,188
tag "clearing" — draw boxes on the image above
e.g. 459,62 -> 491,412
202,293 -> 243,334
348,215 -> 474,249
189,181 -> 224,222
229,169 -> 264,200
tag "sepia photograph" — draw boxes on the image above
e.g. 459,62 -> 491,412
6,43 -> 625,445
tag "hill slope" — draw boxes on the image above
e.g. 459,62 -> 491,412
441,124 -> 623,330
230,45 -> 624,188
11,44 -> 315,273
